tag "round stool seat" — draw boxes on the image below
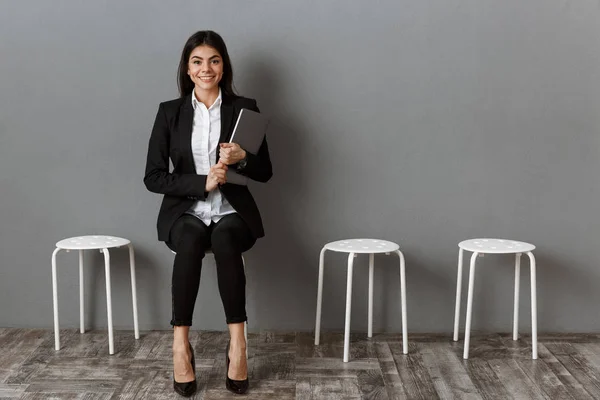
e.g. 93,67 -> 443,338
56,236 -> 130,250
325,238 -> 399,254
458,238 -> 535,254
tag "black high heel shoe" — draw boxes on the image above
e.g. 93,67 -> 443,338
226,341 -> 249,394
173,343 -> 197,397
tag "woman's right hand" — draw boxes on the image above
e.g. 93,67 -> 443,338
205,162 -> 228,192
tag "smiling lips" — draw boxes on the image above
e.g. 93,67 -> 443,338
199,76 -> 214,82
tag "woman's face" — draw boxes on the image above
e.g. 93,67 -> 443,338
187,45 -> 224,94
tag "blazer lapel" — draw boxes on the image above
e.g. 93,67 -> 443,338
179,94 -> 195,172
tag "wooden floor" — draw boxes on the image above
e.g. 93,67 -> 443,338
2,329 -> 600,399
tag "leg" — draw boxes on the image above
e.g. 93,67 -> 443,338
315,247 -> 327,345
52,248 -> 61,351
395,250 -> 408,354
343,253 -> 355,363
211,214 -> 256,379
242,256 -> 248,359
128,244 -> 140,340
168,215 -> 210,383
513,253 -> 522,340
527,251 -> 538,359
79,250 -> 84,334
463,252 -> 479,359
453,248 -> 464,341
168,215 -> 210,326
227,322 -> 247,380
101,249 -> 114,355
368,253 -> 374,338
173,326 -> 194,384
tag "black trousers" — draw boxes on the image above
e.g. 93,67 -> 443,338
167,213 -> 256,326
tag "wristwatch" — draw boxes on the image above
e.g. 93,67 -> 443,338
236,155 -> 248,171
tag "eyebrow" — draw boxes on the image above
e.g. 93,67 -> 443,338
191,55 -> 221,60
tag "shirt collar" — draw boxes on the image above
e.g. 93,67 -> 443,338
192,88 -> 222,110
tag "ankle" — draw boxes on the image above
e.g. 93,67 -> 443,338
173,340 -> 190,352
229,341 -> 247,352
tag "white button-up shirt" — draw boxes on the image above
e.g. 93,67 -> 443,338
186,89 -> 236,225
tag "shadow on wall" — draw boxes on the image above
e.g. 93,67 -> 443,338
237,52 -> 319,328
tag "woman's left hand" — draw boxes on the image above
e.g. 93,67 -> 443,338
219,143 -> 247,165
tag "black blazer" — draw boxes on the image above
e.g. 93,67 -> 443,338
144,93 -> 272,242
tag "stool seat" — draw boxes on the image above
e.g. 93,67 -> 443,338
459,238 -> 535,254
57,235 -> 130,250
325,238 -> 399,254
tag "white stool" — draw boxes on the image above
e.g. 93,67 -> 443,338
314,239 -> 408,362
170,249 -> 248,359
52,235 -> 140,355
453,238 -> 537,359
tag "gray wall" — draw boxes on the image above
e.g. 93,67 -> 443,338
1,0 -> 599,334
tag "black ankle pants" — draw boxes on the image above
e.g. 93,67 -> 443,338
167,213 -> 256,326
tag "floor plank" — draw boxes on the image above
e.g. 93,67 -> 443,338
0,330 -> 600,399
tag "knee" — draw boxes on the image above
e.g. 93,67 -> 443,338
211,230 -> 238,256
172,222 -> 208,256
176,241 -> 206,259
211,223 -> 256,255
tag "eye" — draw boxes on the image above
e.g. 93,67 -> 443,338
211,59 -> 220,65
192,60 -> 200,65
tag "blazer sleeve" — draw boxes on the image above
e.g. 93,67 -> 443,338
236,100 -> 273,183
144,103 -> 208,199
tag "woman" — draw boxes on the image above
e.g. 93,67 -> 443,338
144,30 -> 272,396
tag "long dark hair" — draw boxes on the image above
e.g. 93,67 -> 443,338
177,30 -> 237,98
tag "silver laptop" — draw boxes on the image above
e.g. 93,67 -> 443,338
225,108 -> 270,185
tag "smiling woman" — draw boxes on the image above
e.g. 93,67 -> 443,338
144,30 -> 273,397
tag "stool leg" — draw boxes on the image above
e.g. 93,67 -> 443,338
314,247 -> 326,346
343,252 -> 355,363
79,250 -> 85,334
101,249 -> 114,355
127,244 -> 140,340
52,248 -> 61,351
527,251 -> 538,360
368,253 -> 374,339
513,253 -> 522,340
395,250 -> 408,354
463,252 -> 479,359
453,248 -> 464,341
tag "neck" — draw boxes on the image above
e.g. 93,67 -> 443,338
193,87 -> 220,108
